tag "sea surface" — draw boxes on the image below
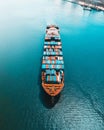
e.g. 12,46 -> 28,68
0,0 -> 104,130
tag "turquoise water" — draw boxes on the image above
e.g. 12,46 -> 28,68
0,0 -> 104,130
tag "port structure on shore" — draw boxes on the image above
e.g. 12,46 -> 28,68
78,1 -> 104,11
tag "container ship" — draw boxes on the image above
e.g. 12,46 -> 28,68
41,25 -> 64,98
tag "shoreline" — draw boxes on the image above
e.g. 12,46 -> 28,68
66,0 -> 104,11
